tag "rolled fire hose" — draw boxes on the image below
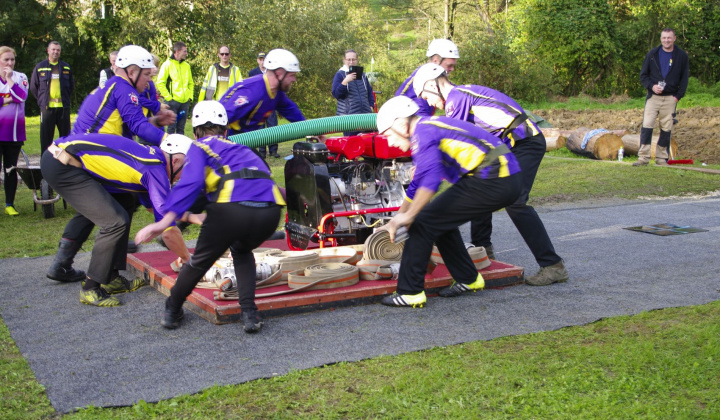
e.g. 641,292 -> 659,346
431,245 -> 491,270
227,114 -> 377,148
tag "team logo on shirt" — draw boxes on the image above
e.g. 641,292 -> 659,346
129,93 -> 138,105
234,96 -> 249,107
22,79 -> 28,88
445,101 -> 454,116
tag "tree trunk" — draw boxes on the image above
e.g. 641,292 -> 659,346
621,134 -> 679,159
566,127 -> 623,160
545,136 -> 566,151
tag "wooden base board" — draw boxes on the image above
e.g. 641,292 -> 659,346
126,240 -> 524,324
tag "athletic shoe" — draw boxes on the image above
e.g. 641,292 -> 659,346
380,291 -> 427,308
438,273 -> 485,297
241,309 -> 264,333
101,275 -> 145,295
80,287 -> 120,307
161,298 -> 184,329
4,206 -> 19,216
525,260 -> 569,286
272,153 -> 281,158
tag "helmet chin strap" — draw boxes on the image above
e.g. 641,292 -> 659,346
423,79 -> 445,105
273,69 -> 288,92
123,67 -> 140,90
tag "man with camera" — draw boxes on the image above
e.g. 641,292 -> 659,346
331,49 -> 375,135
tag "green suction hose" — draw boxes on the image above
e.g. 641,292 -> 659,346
227,114 -> 377,148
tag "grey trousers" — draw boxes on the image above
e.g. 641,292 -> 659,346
41,153 -> 131,284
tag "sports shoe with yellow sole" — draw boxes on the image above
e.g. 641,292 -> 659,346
101,275 -> 145,295
80,287 -> 120,307
438,273 -> 485,297
381,291 -> 427,308
5,206 -> 19,216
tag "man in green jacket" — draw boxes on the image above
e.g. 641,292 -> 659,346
198,45 -> 242,101
157,41 -> 194,134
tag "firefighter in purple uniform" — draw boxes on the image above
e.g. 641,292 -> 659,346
220,48 -> 305,138
376,96 -> 522,308
412,63 -> 569,286
72,45 -> 175,145
394,39 -> 460,117
135,101 -> 285,333
42,133 -> 193,307
45,45 -> 178,284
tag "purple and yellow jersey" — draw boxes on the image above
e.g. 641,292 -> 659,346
53,133 -> 173,223
395,66 -> 435,117
139,81 -> 161,117
164,135 -> 286,216
219,73 -> 305,136
72,76 -> 167,146
405,116 -> 521,200
444,85 -> 540,147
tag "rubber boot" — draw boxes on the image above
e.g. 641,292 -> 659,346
47,238 -> 86,282
655,129 -> 671,165
632,127 -> 653,166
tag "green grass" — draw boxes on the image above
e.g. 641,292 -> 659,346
2,103 -> 720,418
0,300 -> 704,418
524,92 -> 720,111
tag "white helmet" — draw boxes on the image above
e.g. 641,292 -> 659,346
115,45 -> 156,69
192,101 -> 228,127
376,96 -> 420,133
426,39 -> 460,59
412,63 -> 447,96
160,134 -> 193,155
264,49 -> 301,72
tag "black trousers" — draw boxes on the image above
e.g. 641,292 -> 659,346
396,173 -> 522,295
166,100 -> 190,135
0,142 -> 22,206
169,202 -> 281,312
41,153 -> 134,284
39,107 -> 71,156
471,135 -> 562,267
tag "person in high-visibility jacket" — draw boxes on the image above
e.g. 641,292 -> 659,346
198,46 -> 242,102
156,41 -> 194,135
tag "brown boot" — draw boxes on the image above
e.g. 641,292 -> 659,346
525,260 -> 569,286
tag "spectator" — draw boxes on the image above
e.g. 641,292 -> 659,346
395,38 -> 459,116
331,49 -> 375,135
157,41 -> 194,134
635,28 -> 689,166
30,41 -> 74,155
412,63 -> 569,286
0,46 -> 29,216
98,50 -> 118,89
248,51 -> 280,158
198,45 -> 242,102
374,96 -> 522,308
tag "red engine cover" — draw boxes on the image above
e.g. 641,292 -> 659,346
325,132 -> 412,160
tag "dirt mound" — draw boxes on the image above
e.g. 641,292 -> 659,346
533,107 -> 720,163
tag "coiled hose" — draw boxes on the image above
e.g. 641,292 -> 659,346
227,114 -> 377,148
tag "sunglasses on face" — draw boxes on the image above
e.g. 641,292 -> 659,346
219,52 -> 230,56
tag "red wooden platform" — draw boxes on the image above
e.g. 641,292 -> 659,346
126,240 -> 525,324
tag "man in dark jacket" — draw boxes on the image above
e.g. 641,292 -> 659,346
635,28 -> 689,166
331,49 -> 375,135
30,41 -> 75,155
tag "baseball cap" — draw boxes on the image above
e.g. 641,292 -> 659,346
257,52 -> 266,58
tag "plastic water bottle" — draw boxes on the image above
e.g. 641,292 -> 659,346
618,147 -> 624,162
